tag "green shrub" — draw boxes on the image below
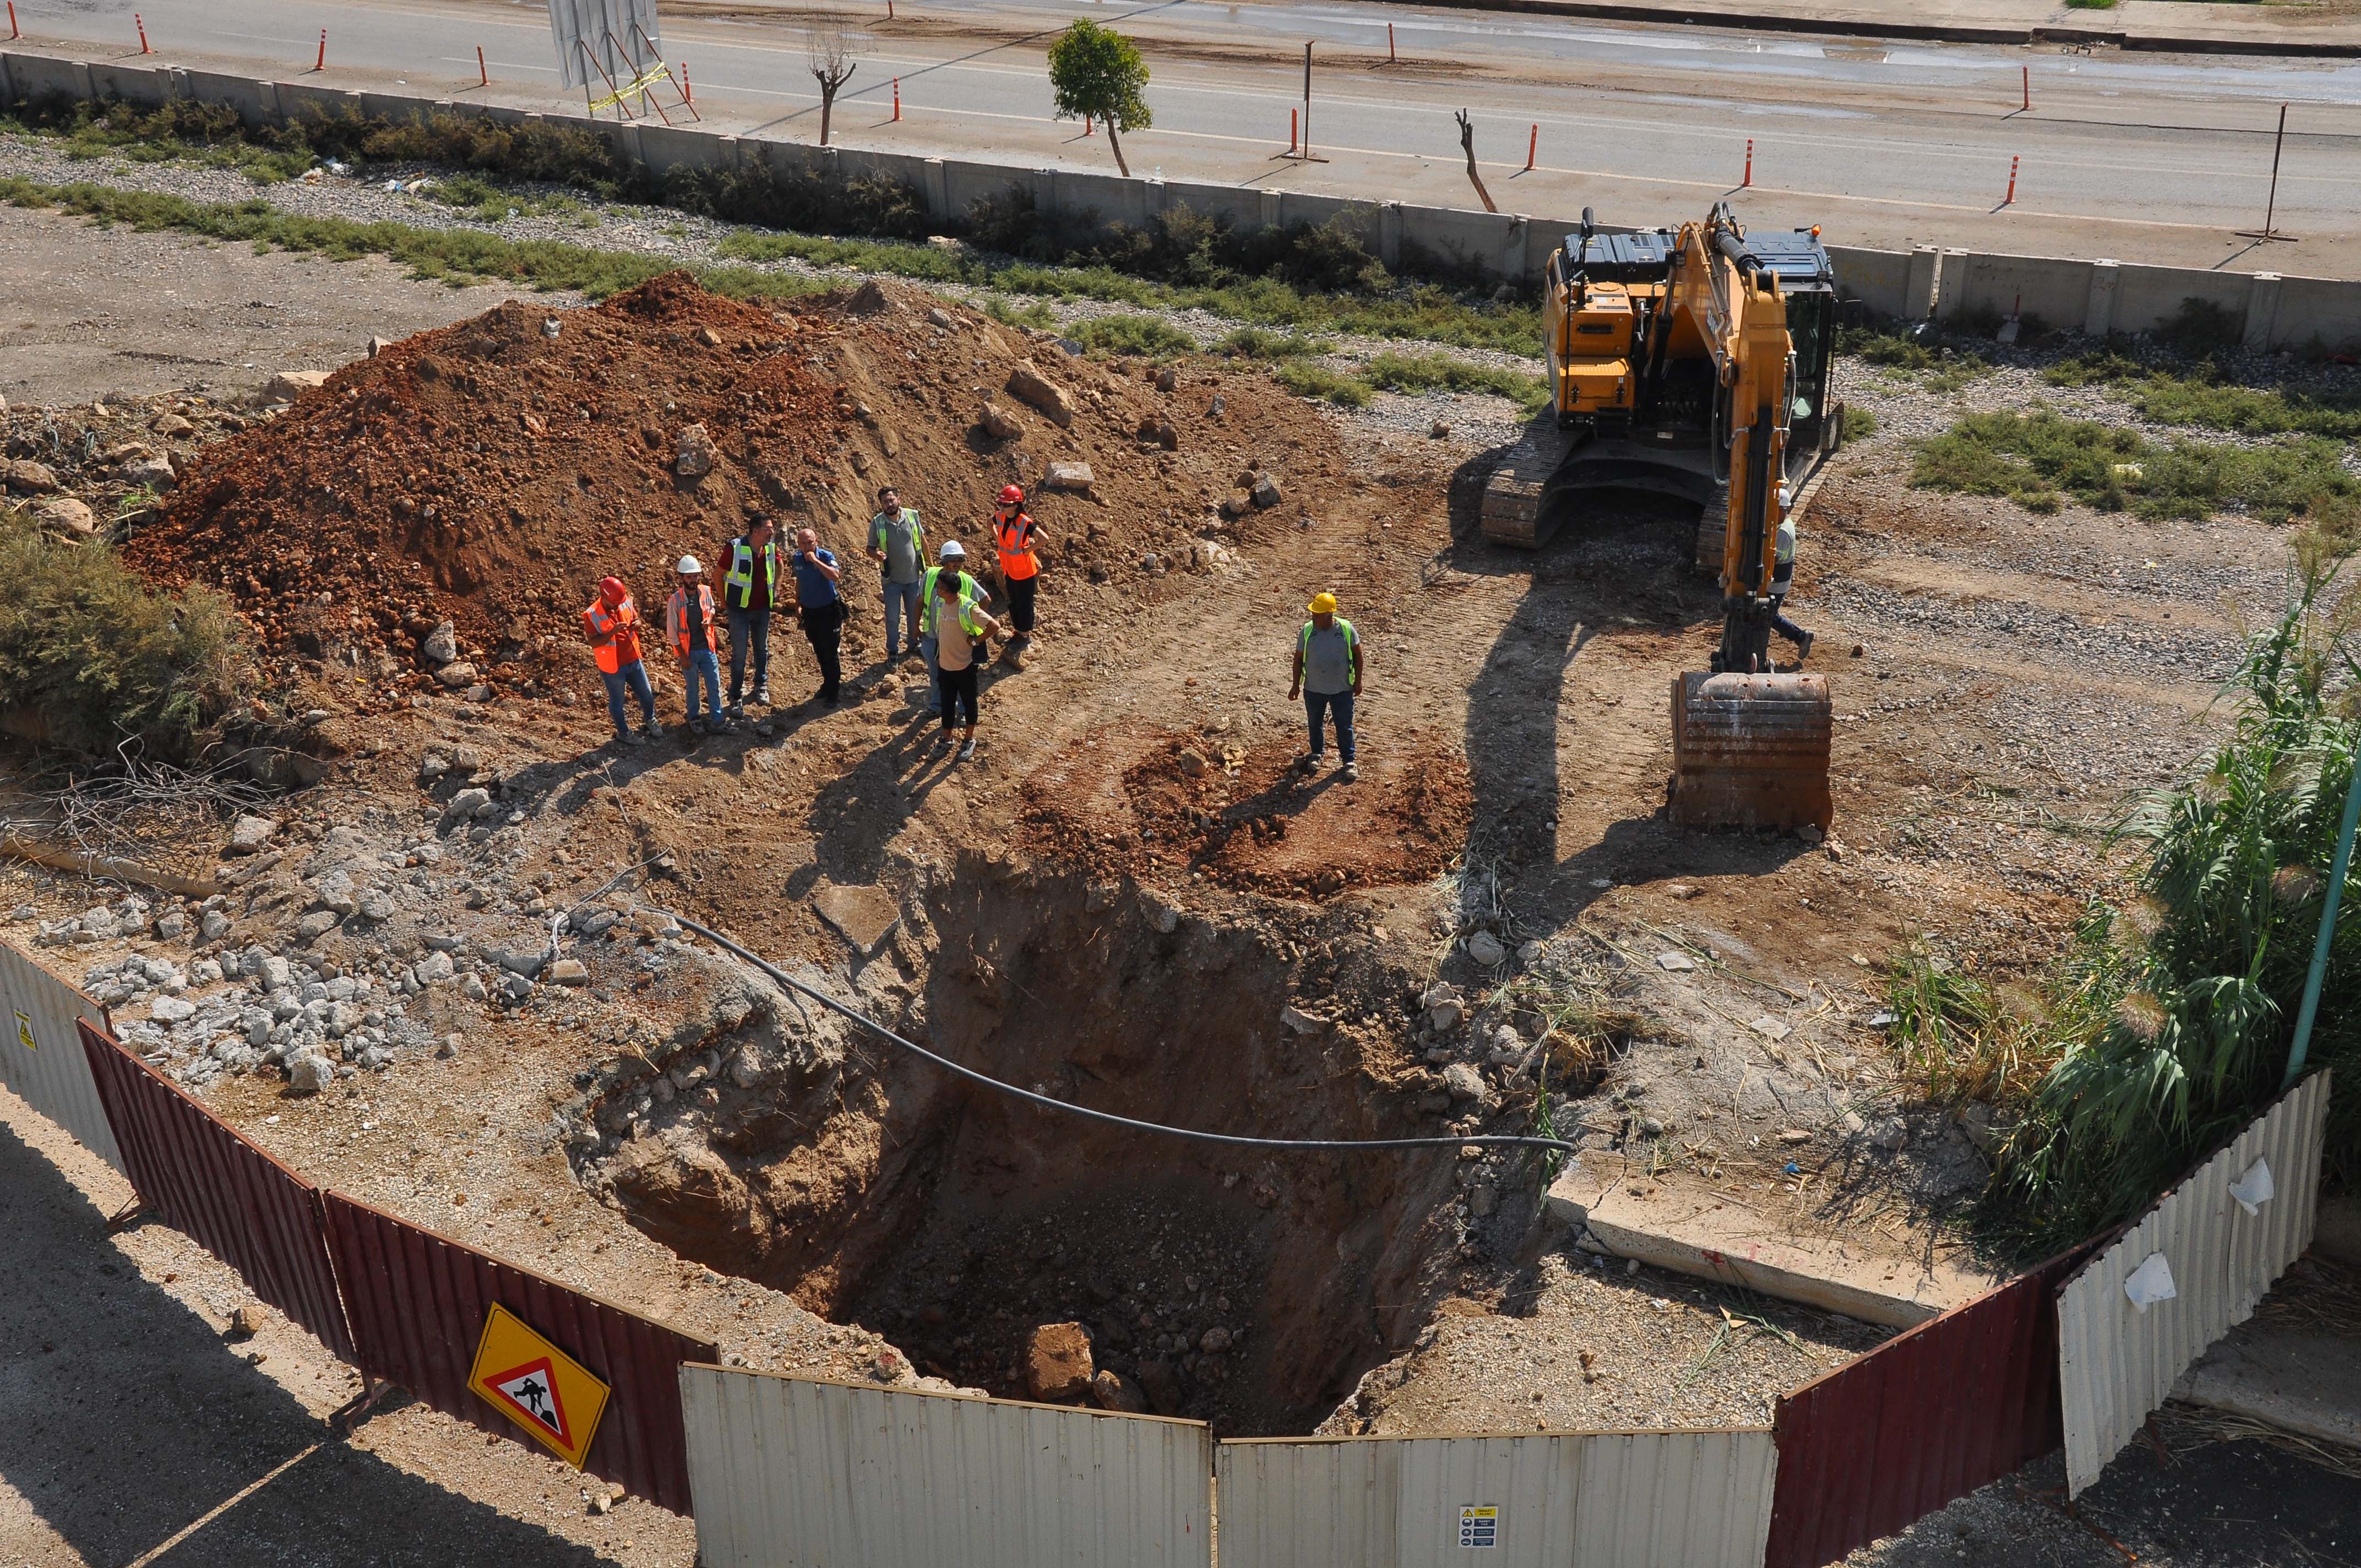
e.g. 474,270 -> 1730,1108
1982,575 -> 2361,1255
1212,326 -> 1324,360
1070,312 -> 1196,360
1910,409 -> 2355,524
2044,352 -> 2361,441
983,295 -> 1056,329
1358,351 -> 1549,413
0,512 -> 247,756
2156,296 -> 2243,358
1842,405 -> 1878,443
1273,362 -> 1371,407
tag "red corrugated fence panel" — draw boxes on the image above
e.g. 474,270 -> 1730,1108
1762,1242 -> 2097,1568
320,1190 -> 715,1515
78,1019 -> 355,1361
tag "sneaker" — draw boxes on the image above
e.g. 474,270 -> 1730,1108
639,721 -> 661,739
615,731 -> 644,749
958,739 -> 977,761
752,687 -> 771,706
709,717 -> 737,735
1340,762 -> 1359,783
937,731 -> 955,750
1296,753 -> 1321,774
688,718 -> 708,736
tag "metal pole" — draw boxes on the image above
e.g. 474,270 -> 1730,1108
2263,103 -> 2287,236
1302,41 -> 1312,160
2284,741 -> 2361,1088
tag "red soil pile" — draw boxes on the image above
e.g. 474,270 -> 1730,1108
124,273 -> 1346,712
1020,732 -> 1473,899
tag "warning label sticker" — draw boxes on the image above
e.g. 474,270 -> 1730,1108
1458,1505 -> 1499,1549
15,1009 -> 35,1052
466,1303 -> 611,1468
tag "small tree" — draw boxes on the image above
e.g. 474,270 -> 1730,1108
808,23 -> 862,148
1047,20 -> 1150,178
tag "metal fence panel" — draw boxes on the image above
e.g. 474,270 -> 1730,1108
2059,1071 -> 2332,1496
547,0 -> 661,89
1395,1435 -> 1577,1567
1764,1243 -> 2096,1568
323,1191 -> 714,1513
77,1020 -> 353,1359
1575,1429 -> 1776,1568
679,1365 -> 1214,1567
1216,1439 -> 1398,1567
1214,1429 -> 1771,1568
0,938 -> 122,1171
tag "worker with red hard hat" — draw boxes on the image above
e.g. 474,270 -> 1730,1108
583,576 -> 659,748
991,482 -> 1042,660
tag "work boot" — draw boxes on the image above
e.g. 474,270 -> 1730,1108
710,716 -> 737,735
688,718 -> 707,736
1796,630 -> 1815,662
1340,761 -> 1359,783
615,731 -> 644,749
1296,752 -> 1321,775
752,685 -> 771,706
640,720 -> 661,741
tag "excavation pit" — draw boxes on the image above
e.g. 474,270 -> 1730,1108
575,856 -> 1489,1435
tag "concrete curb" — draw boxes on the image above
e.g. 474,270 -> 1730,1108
1363,0 -> 2361,58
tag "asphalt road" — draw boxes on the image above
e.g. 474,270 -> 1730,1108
12,0 -> 2361,270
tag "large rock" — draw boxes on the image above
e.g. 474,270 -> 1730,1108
977,402 -> 1023,440
118,454 -> 176,490
285,1051 -> 336,1095
676,423 -> 719,479
1005,362 -> 1075,428
1042,461 -> 1095,493
31,497 -> 96,536
1443,1062 -> 1487,1101
813,882 -> 900,959
421,620 -> 459,665
1025,1322 -> 1095,1402
263,369 -> 330,403
4,459 -> 59,493
225,814 -> 279,854
1090,1369 -> 1146,1413
313,869 -> 358,916
433,661 -> 478,688
1250,473 -> 1284,509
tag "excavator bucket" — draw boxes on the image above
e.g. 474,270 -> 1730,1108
1669,672 -> 1833,831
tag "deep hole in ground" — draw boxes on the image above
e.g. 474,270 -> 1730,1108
574,854 -> 1486,1435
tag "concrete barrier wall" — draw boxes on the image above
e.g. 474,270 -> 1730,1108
8,48 -> 2359,348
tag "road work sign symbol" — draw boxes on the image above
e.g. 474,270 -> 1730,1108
467,1302 -> 610,1468
15,1009 -> 35,1051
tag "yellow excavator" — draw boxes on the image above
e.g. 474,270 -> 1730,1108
1482,203 -> 1836,831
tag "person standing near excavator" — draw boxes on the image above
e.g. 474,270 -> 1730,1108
991,484 -> 1042,663
1288,591 -> 1363,783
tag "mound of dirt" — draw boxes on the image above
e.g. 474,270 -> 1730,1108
1020,732 -> 1473,899
124,273 -> 1351,710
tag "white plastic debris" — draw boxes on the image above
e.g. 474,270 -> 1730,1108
2229,1156 -> 2275,1217
2122,1251 -> 2177,1312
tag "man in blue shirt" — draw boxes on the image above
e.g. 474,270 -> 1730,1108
790,525 -> 845,706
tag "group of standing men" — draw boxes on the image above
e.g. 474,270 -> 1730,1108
579,483 -> 1046,761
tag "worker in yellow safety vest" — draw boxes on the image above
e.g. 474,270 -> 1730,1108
721,516 -> 781,716
1287,591 -> 1363,783
582,576 -> 659,748
916,540 -> 992,716
665,555 -> 733,737
991,483 -> 1042,657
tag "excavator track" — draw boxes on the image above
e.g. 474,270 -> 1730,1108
1479,420 -> 1579,549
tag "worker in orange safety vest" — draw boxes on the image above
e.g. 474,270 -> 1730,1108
582,576 -> 659,748
991,483 -> 1042,659
665,555 -> 733,737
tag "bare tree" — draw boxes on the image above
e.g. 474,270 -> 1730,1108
1455,109 -> 1497,214
808,23 -> 862,148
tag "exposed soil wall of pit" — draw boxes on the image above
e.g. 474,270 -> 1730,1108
575,856 -> 1471,1435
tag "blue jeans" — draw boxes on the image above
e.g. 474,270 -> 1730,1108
682,649 -> 724,722
727,607 -> 770,704
920,632 -> 941,712
601,660 -> 656,736
882,580 -> 923,658
1305,689 -> 1356,764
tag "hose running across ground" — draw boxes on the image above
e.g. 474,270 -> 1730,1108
655,910 -> 1580,1159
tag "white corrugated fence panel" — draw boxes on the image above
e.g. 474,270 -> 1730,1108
1216,1438 -> 1397,1567
2058,1071 -> 2332,1496
1396,1435 -> 1577,1567
1573,1429 -> 1777,1568
1214,1428 -> 1771,1568
680,1365 -> 1212,1568
0,938 -> 121,1172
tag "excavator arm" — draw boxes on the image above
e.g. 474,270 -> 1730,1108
1666,205 -> 1834,830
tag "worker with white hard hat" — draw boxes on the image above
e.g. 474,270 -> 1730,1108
916,539 -> 991,717
666,553 -> 732,737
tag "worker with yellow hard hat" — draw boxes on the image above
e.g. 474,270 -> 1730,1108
1288,590 -> 1363,783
